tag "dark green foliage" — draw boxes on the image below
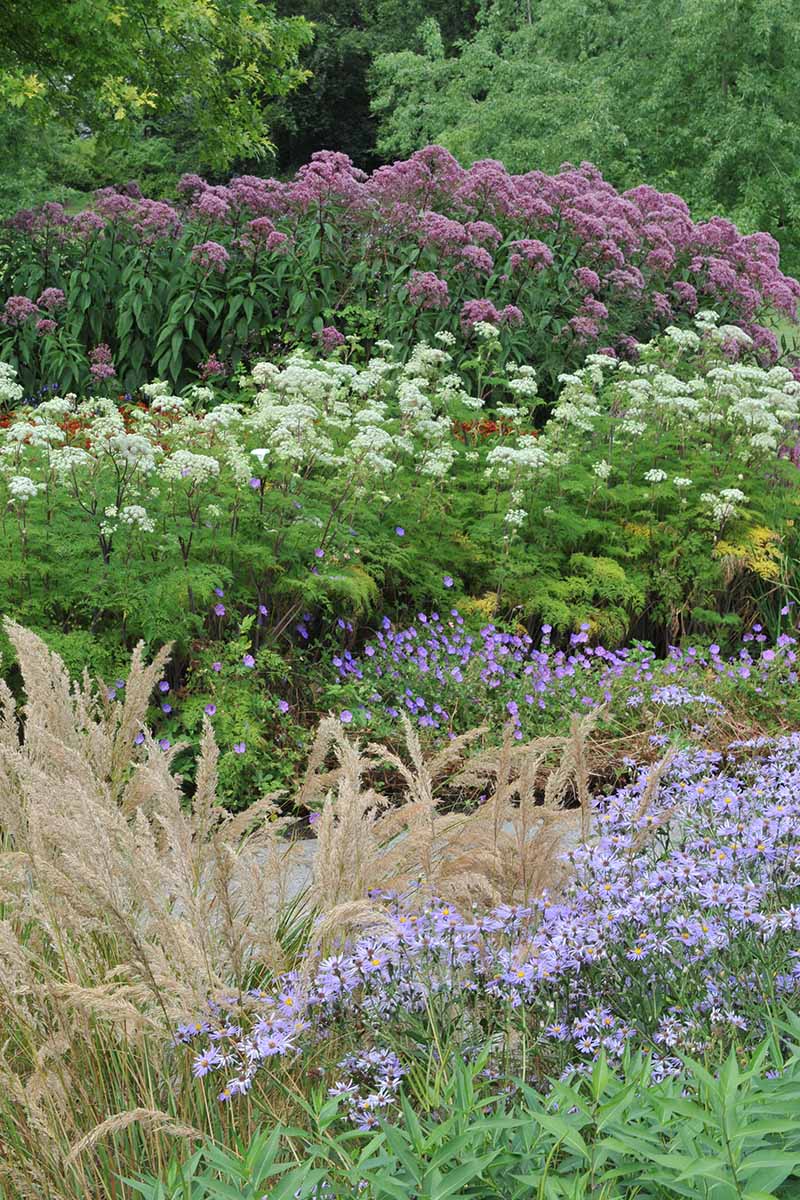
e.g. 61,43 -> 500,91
133,1032 -> 800,1198
268,0 -> 477,172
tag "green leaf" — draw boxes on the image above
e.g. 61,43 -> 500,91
428,1153 -> 500,1200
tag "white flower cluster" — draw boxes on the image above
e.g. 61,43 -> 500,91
161,450 -> 221,483
119,504 -> 155,533
7,474 -> 42,502
473,321 -> 500,341
543,312 -> 800,482
700,488 -> 747,527
106,433 -> 157,469
151,394 -> 186,415
485,442 -> 549,482
0,364 -> 23,409
503,507 -> 528,528
506,363 -> 539,401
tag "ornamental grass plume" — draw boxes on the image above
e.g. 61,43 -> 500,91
0,621 -> 308,1198
297,708 -> 605,913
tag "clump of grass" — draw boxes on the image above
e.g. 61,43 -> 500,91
0,623 -> 610,1197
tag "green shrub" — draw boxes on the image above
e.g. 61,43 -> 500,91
133,1036 -> 800,1198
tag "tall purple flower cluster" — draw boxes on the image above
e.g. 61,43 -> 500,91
190,241 -> 230,274
407,270 -> 450,310
3,145 -> 798,391
2,296 -> 39,328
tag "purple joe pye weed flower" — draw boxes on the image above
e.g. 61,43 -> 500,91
36,287 -> 66,311
317,326 -> 346,353
200,354 -> 227,379
89,343 -> 117,380
407,270 -> 450,310
190,241 -> 230,274
2,296 -> 39,327
8,146 -> 796,395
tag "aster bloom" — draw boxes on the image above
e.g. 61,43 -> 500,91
443,575 -> 454,588
204,703 -> 217,716
213,603 -> 226,617
192,1048 -> 223,1077
339,710 -> 353,724
233,741 -> 246,754
212,661 -> 222,672
179,715 -> 800,1101
395,526 -> 405,537
278,699 -> 290,714
242,654 -> 255,668
158,681 -> 170,693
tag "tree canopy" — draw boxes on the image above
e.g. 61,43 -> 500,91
0,0 -> 313,172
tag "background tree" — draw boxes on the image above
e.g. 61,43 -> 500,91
268,0 -> 478,171
371,0 -> 800,268
0,0 -> 313,195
